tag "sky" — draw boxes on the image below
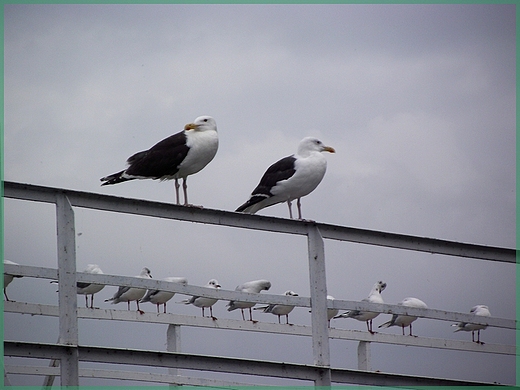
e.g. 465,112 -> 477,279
2,3 -> 516,386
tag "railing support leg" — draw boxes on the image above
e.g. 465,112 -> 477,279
357,341 -> 371,371
167,324 -> 181,387
307,225 -> 331,386
55,194 -> 79,386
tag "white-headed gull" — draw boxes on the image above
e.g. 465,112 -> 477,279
255,290 -> 299,324
452,304 -> 491,344
327,295 -> 339,327
140,276 -> 188,313
227,279 -> 271,322
334,281 -> 386,334
105,267 -> 152,314
76,264 -> 105,309
4,260 -> 23,301
101,116 -> 218,206
50,264 -> 105,309
378,297 -> 428,336
311,295 -> 339,327
181,279 -> 221,320
236,137 -> 335,219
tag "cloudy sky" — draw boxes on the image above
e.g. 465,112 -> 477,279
3,3 -> 516,386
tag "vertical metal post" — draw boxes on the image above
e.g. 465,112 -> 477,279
357,341 -> 371,371
55,194 -> 79,386
167,324 -> 181,386
307,225 -> 331,386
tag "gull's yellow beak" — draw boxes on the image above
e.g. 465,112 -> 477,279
184,123 -> 198,131
323,146 -> 336,153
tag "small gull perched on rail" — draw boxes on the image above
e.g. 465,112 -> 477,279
75,264 -> 105,309
327,295 -> 339,327
452,304 -> 491,344
50,264 -> 105,309
100,116 -> 218,206
236,137 -> 335,219
140,276 -> 188,313
105,267 -> 152,314
255,290 -> 299,325
311,295 -> 339,327
181,279 -> 221,320
334,281 -> 386,334
378,297 -> 428,336
227,279 -> 271,322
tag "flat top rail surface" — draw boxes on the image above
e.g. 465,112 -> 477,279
3,181 -> 516,263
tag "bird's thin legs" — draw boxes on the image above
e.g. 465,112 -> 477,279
136,300 -> 144,315
182,178 -> 189,205
174,179 -> 181,205
287,200 -> 293,219
296,198 -> 302,219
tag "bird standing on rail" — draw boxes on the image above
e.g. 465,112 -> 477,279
378,297 -> 427,336
101,116 -> 218,206
236,137 -> 335,219
181,279 -> 221,320
227,279 -> 271,322
452,304 -> 491,344
334,281 -> 386,334
140,276 -> 188,313
255,290 -> 299,325
105,267 -> 152,314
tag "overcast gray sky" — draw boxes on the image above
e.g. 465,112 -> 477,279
3,4 -> 516,386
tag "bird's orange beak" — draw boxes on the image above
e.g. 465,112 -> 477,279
184,123 -> 198,131
324,146 -> 336,153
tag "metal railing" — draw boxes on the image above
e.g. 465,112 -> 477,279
2,181 -> 516,386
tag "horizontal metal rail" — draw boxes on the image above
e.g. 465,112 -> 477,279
4,341 -> 494,386
4,301 -> 514,356
4,365 -> 257,387
4,264 -> 515,330
3,181 -> 516,263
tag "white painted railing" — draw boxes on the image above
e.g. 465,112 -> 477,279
3,181 -> 516,386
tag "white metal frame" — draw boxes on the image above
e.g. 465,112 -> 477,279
2,181 -> 516,386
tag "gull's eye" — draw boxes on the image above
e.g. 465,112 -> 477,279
203,118 -> 208,122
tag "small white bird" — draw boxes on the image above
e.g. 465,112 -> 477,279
101,116 -> 219,205
311,295 -> 339,327
4,260 -> 23,301
334,281 -> 386,334
452,305 -> 491,344
236,137 -> 335,219
181,279 -> 221,320
227,279 -> 271,322
327,295 -> 339,327
140,276 -> 188,313
50,264 -> 105,309
105,267 -> 152,314
76,264 -> 105,309
255,290 -> 299,324
378,297 -> 428,336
